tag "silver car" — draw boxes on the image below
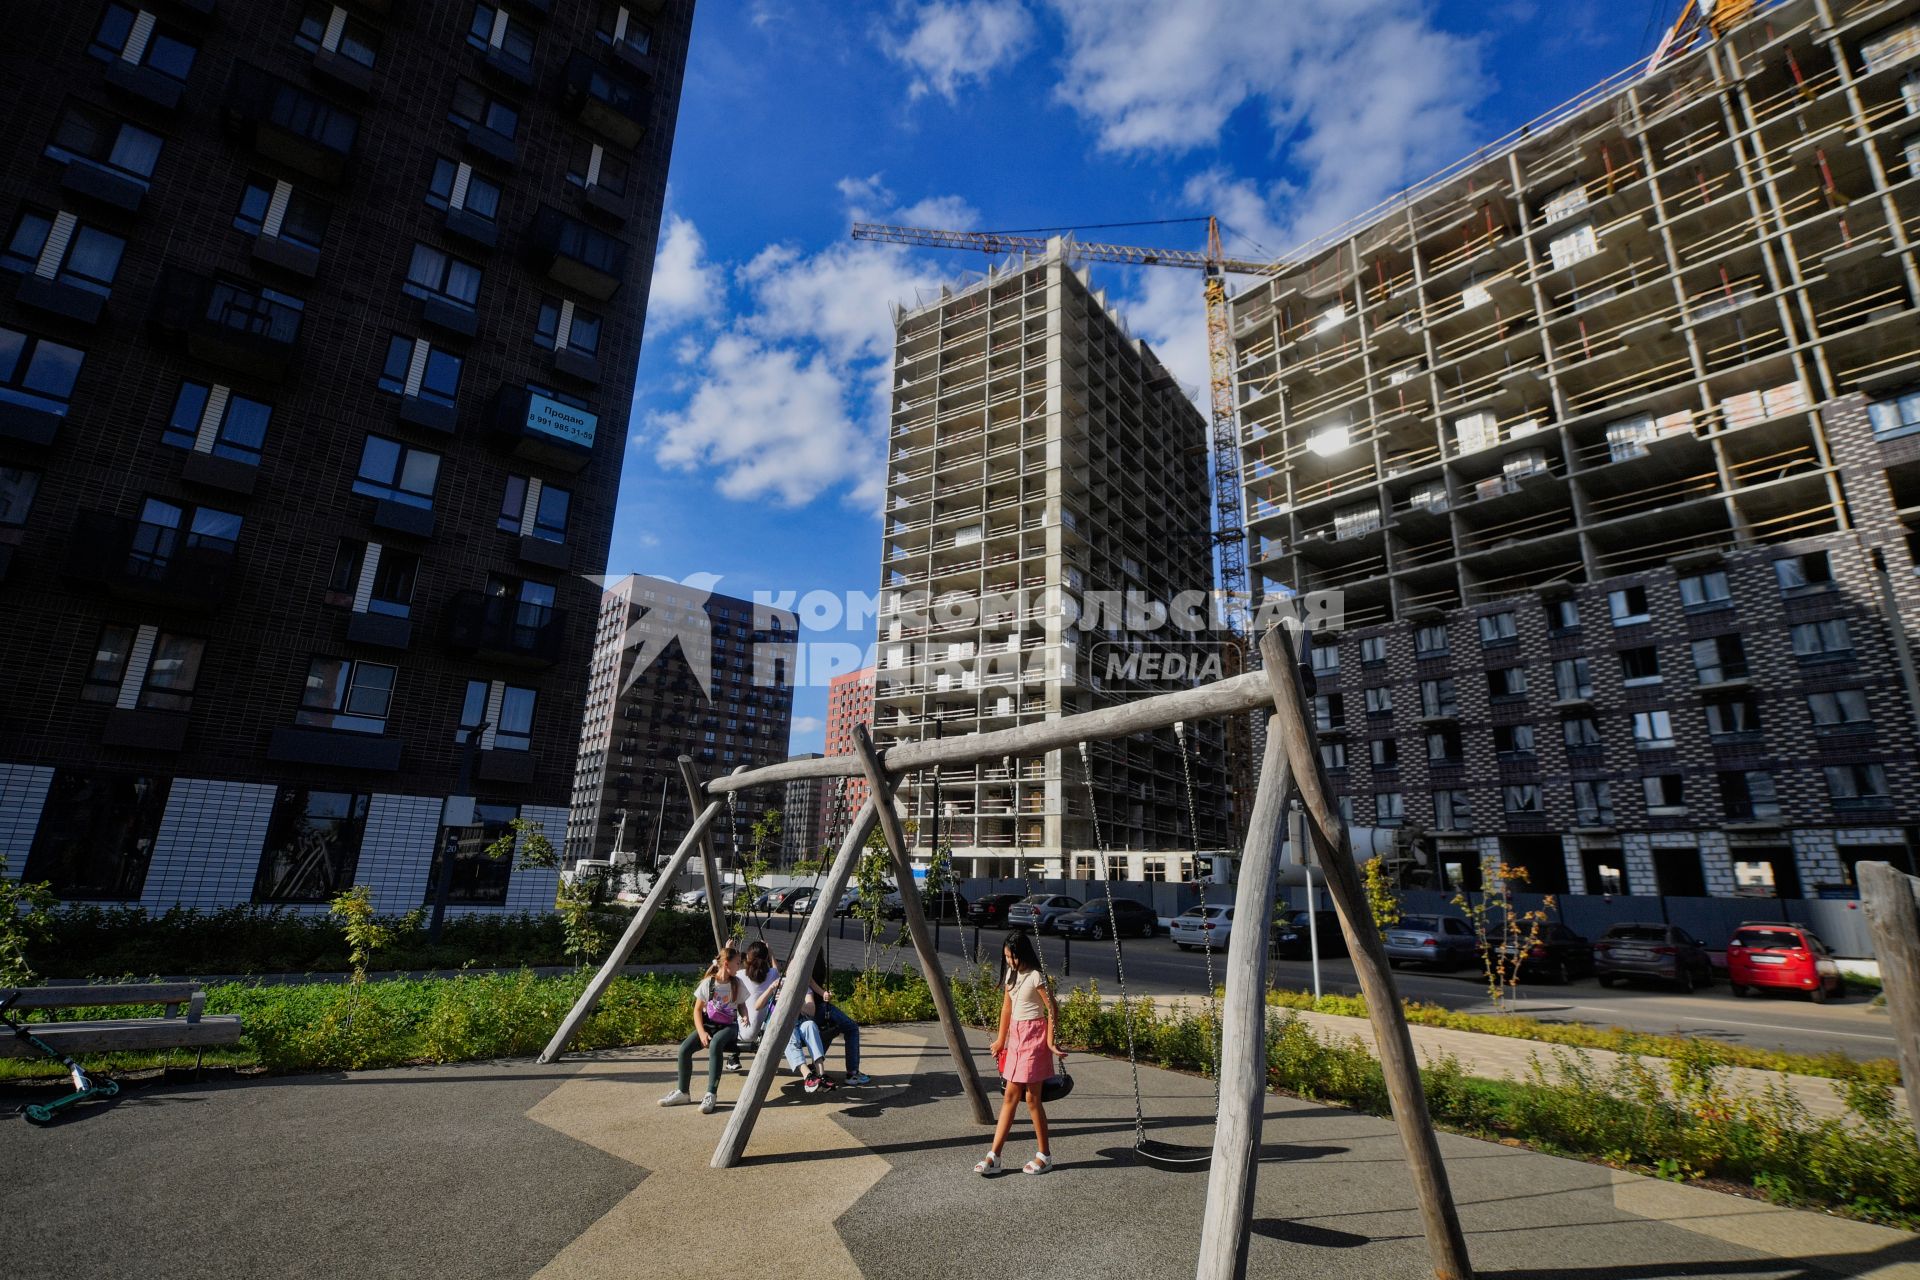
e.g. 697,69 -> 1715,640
1383,914 -> 1479,970
1006,894 -> 1081,933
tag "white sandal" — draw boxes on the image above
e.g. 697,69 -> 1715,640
973,1152 -> 1000,1175
1022,1153 -> 1052,1175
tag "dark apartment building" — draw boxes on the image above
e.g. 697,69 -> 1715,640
565,574 -> 796,872
0,0 -> 693,913
1232,0 -> 1920,901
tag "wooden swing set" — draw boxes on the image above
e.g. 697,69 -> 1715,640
541,627 -> 1474,1280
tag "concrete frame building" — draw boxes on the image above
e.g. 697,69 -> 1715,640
875,244 -> 1231,879
0,0 -> 691,913
566,573 -> 795,871
1231,0 -> 1920,900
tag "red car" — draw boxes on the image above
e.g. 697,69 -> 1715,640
1725,923 -> 1844,1002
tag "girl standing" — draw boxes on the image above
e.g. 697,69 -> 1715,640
976,932 -> 1063,1175
661,943 -> 748,1114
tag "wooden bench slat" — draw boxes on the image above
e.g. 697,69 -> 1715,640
0,1016 -> 244,1058
2,984 -> 203,1009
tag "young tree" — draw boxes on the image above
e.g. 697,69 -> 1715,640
1452,862 -> 1552,1010
0,855 -> 55,987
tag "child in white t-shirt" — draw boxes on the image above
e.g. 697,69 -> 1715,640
661,943 -> 748,1113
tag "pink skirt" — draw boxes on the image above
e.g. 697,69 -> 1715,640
1001,1018 -> 1054,1084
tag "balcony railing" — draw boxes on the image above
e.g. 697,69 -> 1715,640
561,51 -> 649,148
526,205 -> 627,301
445,590 -> 567,667
491,383 -> 597,473
223,63 -> 358,184
150,265 -> 303,380
68,509 -> 236,611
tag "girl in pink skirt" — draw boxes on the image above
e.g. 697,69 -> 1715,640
976,931 -> 1063,1175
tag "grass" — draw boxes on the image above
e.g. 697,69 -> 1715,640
1264,987 -> 1902,1086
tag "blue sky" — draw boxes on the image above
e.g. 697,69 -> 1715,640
607,0 -> 1672,749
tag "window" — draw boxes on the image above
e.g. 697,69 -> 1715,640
497,685 -> 536,750
1312,693 -> 1344,731
1620,646 -> 1661,686
252,788 -> 369,903
1319,741 -> 1347,771
1791,618 -> 1854,662
325,538 -> 363,606
1608,585 -> 1650,625
1427,725 -> 1462,763
295,2 -> 380,67
1370,737 -> 1398,769
127,498 -> 240,578
1487,666 -> 1527,699
564,135 -> 629,195
499,475 -> 571,543
1773,551 -> 1833,593
1420,678 -> 1457,717
1678,569 -> 1731,611
1869,386 -> 1920,442
4,209 -> 126,297
1692,634 -> 1747,683
1807,688 -> 1872,731
1503,784 -> 1542,814
1478,611 -> 1517,645
1562,714 -> 1602,749
1722,771 -> 1780,821
535,297 -> 604,357
1704,695 -> 1760,738
1310,643 -> 1340,674
1825,763 -> 1890,805
161,381 -> 271,465
1573,780 -> 1614,826
1374,792 -> 1405,826
367,548 -> 418,618
1434,789 -> 1471,829
45,102 -> 162,184
234,177 -> 330,250
0,466 -> 39,527
426,157 -> 502,222
1546,597 -> 1579,632
539,211 -> 624,275
22,770 -> 169,899
402,242 -> 482,311
456,678 -> 489,743
89,4 -> 197,81
1363,685 -> 1393,715
1632,709 -> 1675,749
1360,635 -> 1387,666
595,2 -> 652,55
137,632 -> 204,711
295,656 -> 396,733
204,277 -> 304,343
378,335 -> 463,405
1414,623 -> 1449,656
352,434 -> 441,509
450,77 -> 520,139
467,3 -> 537,65
1555,657 -> 1593,701
81,623 -> 136,703
1494,723 -> 1534,755
1643,774 -> 1686,811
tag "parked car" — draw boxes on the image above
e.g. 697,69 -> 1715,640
833,886 -> 893,917
780,886 -> 820,916
1170,904 -> 1233,951
881,887 -> 970,920
750,891 -> 777,912
1490,923 -> 1594,984
1055,898 -> 1160,940
1007,894 -> 1082,933
967,893 -> 1025,928
1726,923 -> 1844,1002
1593,923 -> 1713,992
1273,909 -> 1349,960
676,886 -> 736,911
1382,915 -> 1478,969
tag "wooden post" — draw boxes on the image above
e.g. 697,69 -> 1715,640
1264,626 -> 1473,1280
1859,859 -> 1920,1152
852,724 -> 993,1125
537,798 -> 725,1064
712,797 -> 879,1169
1197,715 -> 1294,1280
679,755 -> 730,952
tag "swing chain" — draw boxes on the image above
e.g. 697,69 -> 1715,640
1176,721 -> 1222,1099
1079,740 -> 1147,1147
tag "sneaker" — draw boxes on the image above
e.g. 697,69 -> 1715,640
803,1073 -> 821,1095
723,1055 -> 742,1073
700,1092 -> 717,1114
844,1072 -> 873,1086
658,1090 -> 691,1107
815,1075 -> 838,1092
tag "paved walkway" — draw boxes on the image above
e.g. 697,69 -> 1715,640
5,1023 -> 1917,1279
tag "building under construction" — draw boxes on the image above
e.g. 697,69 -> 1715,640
876,244 -> 1232,878
1230,0 -> 1920,898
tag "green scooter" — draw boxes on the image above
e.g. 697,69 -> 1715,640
0,992 -> 119,1124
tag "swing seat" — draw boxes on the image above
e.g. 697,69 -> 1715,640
1040,1072 -> 1074,1103
1132,1137 -> 1213,1171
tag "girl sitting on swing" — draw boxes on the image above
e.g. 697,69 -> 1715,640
976,931 -> 1063,1175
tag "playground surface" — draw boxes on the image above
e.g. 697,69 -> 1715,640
5,1023 -> 1918,1280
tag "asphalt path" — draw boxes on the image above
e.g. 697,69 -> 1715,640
741,910 -> 1899,1064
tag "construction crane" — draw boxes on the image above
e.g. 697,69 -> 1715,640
851,218 -> 1277,840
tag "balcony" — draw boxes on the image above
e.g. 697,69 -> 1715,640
267,726 -> 402,770
369,498 -> 435,540
223,63 -> 358,184
310,46 -> 375,96
548,344 -> 601,386
477,748 -> 535,784
561,52 -> 649,148
477,42 -> 535,88
461,121 -> 518,168
180,449 -> 259,497
442,205 -> 498,249
14,272 -> 105,326
250,233 -> 321,279
418,292 -> 478,339
445,590 -> 567,667
101,708 -> 189,752
67,509 -> 236,611
58,157 -> 147,213
396,393 -> 458,436
346,611 -> 412,650
149,266 -> 302,380
104,59 -> 186,111
0,399 -> 63,448
490,383 -> 596,473
577,179 -> 627,225
517,534 -> 570,571
525,206 -> 626,300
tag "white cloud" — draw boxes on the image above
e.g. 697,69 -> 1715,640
878,0 -> 1037,100
647,214 -> 722,333
790,715 -> 824,734
1047,0 -> 1485,247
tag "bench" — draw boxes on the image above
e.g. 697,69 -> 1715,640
0,983 -> 245,1061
